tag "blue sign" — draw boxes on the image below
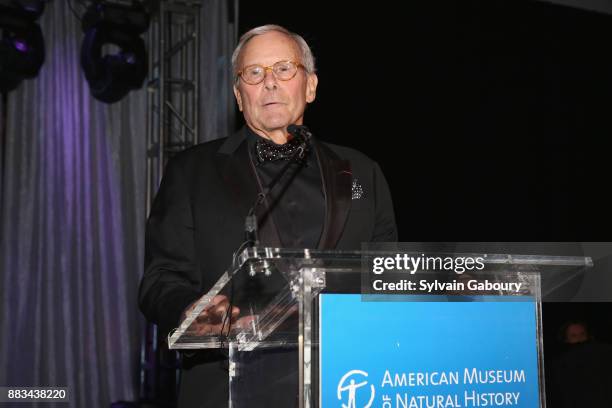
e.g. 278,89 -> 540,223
319,294 -> 540,408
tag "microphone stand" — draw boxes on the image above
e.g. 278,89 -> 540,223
224,125 -> 312,339
245,126 -> 311,246
233,125 -> 313,269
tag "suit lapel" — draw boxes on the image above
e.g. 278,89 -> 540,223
214,128 -> 282,247
315,141 -> 352,249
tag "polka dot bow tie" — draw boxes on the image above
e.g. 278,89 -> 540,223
255,137 -> 307,163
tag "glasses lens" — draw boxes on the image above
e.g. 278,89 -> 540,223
240,61 -> 299,84
273,61 -> 297,80
242,65 -> 264,84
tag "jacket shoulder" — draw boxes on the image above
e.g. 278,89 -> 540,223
319,141 -> 377,166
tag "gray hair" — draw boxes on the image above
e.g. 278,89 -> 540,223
231,24 -> 316,82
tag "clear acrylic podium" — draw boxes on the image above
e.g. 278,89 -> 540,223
168,247 -> 592,408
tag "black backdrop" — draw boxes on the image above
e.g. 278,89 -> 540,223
239,0 -> 612,242
238,1 -> 612,405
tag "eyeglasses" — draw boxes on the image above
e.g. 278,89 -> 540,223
237,60 -> 304,85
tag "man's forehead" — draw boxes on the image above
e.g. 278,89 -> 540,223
240,32 -> 300,65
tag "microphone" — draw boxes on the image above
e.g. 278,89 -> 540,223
287,124 -> 313,144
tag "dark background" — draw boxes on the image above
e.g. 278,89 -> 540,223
239,0 -> 612,405
239,0 -> 612,242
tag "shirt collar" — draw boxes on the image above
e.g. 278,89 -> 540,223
245,126 -> 314,166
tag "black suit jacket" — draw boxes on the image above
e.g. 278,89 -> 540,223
139,127 -> 397,407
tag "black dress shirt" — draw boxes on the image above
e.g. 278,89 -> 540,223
246,127 -> 325,248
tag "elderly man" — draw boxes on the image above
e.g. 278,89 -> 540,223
139,24 -> 397,407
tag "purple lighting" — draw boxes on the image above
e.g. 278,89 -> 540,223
123,52 -> 136,64
13,39 -> 29,53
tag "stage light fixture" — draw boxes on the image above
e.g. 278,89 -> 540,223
80,1 -> 150,103
0,0 -> 46,92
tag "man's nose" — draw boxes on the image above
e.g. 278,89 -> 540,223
263,67 -> 278,90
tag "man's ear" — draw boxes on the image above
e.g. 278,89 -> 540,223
306,73 -> 318,103
233,85 -> 243,111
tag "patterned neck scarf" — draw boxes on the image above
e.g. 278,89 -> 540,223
255,136 -> 307,164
